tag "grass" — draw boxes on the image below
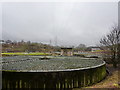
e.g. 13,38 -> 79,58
72,64 -> 120,89
1,52 -> 51,56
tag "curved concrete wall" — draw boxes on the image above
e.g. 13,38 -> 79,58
2,63 -> 106,89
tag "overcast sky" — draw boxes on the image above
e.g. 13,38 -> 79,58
1,2 -> 118,47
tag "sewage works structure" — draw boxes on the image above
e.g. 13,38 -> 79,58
2,56 -> 106,89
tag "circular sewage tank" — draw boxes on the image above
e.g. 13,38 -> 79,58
2,56 -> 106,89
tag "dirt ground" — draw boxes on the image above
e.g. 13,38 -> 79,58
73,64 -> 120,90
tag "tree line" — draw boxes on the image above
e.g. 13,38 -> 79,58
1,40 -> 57,53
1,39 -> 94,53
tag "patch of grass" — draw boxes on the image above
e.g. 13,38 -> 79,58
1,52 -> 51,56
72,64 -> 120,89
73,54 -> 85,57
87,70 -> 119,88
2,70 -> 17,72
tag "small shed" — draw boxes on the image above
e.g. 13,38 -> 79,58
60,47 -> 73,56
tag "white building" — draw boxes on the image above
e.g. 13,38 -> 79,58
91,47 -> 101,52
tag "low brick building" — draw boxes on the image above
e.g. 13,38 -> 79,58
60,47 -> 73,56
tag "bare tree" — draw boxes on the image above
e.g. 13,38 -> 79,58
100,25 -> 120,68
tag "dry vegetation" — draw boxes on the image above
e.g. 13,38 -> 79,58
73,64 -> 120,90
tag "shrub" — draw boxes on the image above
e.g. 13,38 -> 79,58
73,54 -> 85,57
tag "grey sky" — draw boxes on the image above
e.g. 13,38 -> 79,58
2,2 -> 118,46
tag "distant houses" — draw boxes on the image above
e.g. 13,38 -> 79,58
76,46 -> 104,58
85,46 -> 102,52
90,47 -> 102,52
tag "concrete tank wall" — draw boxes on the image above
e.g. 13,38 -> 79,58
2,64 -> 106,89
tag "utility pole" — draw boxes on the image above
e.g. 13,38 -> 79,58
49,39 -> 52,46
55,36 -> 57,46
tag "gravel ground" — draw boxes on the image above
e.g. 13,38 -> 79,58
2,56 -> 104,71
